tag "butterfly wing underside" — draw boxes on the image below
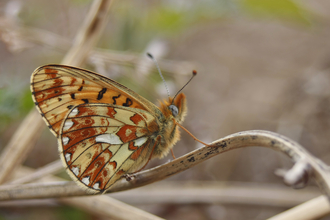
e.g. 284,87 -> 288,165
31,65 -> 157,137
59,103 -> 158,193
30,65 -> 164,193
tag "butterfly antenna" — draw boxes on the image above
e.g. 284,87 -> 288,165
147,53 -> 171,98
171,70 -> 197,105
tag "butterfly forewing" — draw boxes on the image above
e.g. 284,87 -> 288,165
31,65 -> 149,137
59,103 -> 158,192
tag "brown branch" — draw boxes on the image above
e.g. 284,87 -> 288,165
268,196 -> 330,220
0,110 -> 44,184
1,130 -> 329,200
0,0 -> 114,184
9,160 -> 63,185
0,20 -> 196,76
2,166 -> 163,220
1,1 -> 167,218
97,181 -> 322,207
59,196 -> 164,220
61,0 -> 113,66
0,181 -> 321,208
0,0 -> 166,219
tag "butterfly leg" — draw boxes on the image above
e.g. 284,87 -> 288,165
123,173 -> 135,182
120,137 -> 161,185
133,136 -> 161,173
170,149 -> 176,159
175,120 -> 210,146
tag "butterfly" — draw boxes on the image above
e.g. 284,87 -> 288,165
30,63 -> 192,193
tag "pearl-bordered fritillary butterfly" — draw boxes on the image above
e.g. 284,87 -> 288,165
31,64 -> 188,193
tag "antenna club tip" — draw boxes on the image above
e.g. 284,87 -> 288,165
146,53 -> 153,59
192,70 -> 197,76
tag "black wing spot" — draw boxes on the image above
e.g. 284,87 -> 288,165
112,94 -> 121,105
97,88 -> 107,100
41,113 -> 45,117
123,98 -> 133,107
71,93 -> 75,99
78,86 -> 83,91
34,102 -> 39,105
31,91 -> 35,95
58,98 -> 62,101
48,125 -> 53,129
82,99 -> 89,104
54,90 -> 59,94
67,105 -> 74,110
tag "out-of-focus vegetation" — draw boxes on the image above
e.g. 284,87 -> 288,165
242,0 -> 312,24
0,81 -> 33,131
0,0 -> 312,127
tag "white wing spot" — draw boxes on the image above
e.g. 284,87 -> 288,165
72,167 -> 80,176
93,182 -> 100,190
134,136 -> 148,147
96,133 -> 123,144
65,153 -> 71,162
125,128 -> 132,137
82,176 -> 90,185
63,120 -> 74,131
62,136 -> 69,145
69,108 -> 79,117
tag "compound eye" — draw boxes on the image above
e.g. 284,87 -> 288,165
169,105 -> 178,117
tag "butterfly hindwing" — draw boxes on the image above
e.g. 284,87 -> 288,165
30,65 -> 151,137
59,103 -> 158,193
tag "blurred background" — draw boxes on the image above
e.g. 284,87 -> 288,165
1,0 -> 330,219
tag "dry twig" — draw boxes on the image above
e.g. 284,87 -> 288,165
2,130 -> 330,219
268,196 -> 330,220
1,130 -> 329,197
0,1 -> 164,219
0,0 -> 114,184
0,19 -> 195,76
0,181 -> 321,208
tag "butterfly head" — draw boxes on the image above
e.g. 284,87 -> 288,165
159,93 -> 187,123
153,93 -> 187,158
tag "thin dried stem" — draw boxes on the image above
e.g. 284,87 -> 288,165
9,160 -> 63,185
61,0 -> 113,66
0,181 -> 320,208
107,181 -> 321,207
0,0 -> 160,219
0,0 -> 114,184
0,110 -> 44,183
1,130 -> 330,199
268,196 -> 330,220
2,166 -> 163,219
59,196 -> 164,220
1,130 -> 330,219
0,20 -> 195,75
